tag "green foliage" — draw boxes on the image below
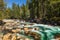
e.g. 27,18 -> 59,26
28,0 -> 60,22
0,0 -> 60,23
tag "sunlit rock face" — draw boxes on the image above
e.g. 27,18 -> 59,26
3,33 -> 12,40
54,34 -> 60,40
2,19 -> 20,27
0,20 -> 60,40
24,31 -> 41,40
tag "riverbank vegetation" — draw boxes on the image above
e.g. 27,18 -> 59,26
0,0 -> 60,26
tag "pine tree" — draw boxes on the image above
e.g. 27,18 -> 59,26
0,0 -> 4,11
0,0 -> 4,19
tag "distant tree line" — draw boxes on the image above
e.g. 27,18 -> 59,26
28,0 -> 60,26
0,0 -> 60,26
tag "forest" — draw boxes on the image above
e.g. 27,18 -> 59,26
0,0 -> 60,26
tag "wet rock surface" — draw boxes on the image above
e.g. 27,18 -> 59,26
0,19 -> 60,40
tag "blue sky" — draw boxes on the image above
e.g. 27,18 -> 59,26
4,0 -> 27,7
